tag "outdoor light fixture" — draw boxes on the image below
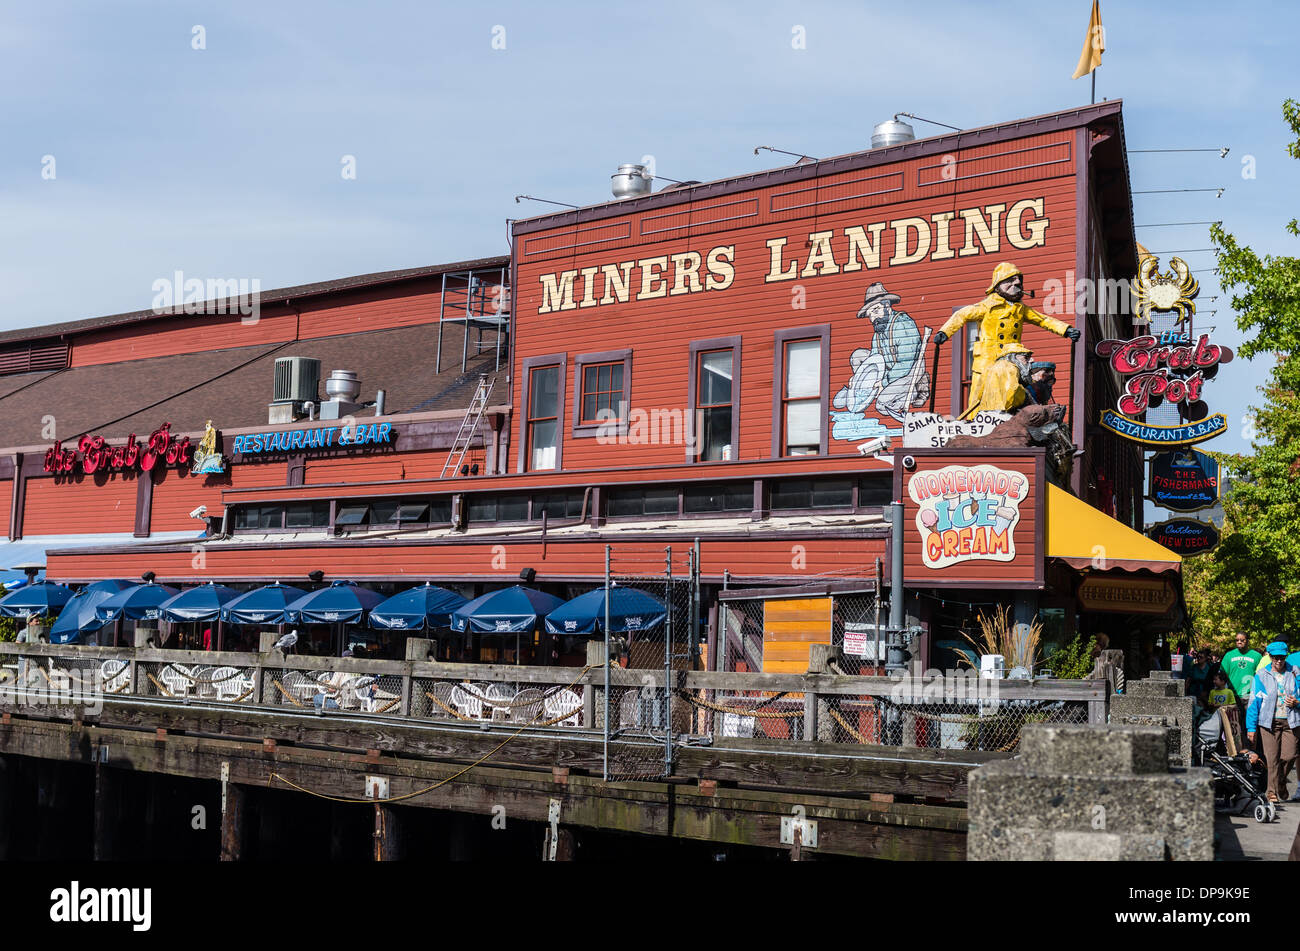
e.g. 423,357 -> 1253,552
519,567 -> 536,583
308,570 -> 325,583
141,571 -> 156,583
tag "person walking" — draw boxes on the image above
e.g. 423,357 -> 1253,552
1223,632 -> 1263,725
1245,641 -> 1300,804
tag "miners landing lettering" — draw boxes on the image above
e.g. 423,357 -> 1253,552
44,423 -> 192,476
907,464 -> 1029,569
1094,333 -> 1232,416
535,198 -> 1049,316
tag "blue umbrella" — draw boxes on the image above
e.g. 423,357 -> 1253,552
450,585 -> 565,635
49,580 -> 133,644
221,582 -> 308,625
157,582 -> 241,623
544,585 -> 668,636
0,581 -> 73,619
369,583 -> 467,631
94,581 -> 180,622
283,581 -> 386,624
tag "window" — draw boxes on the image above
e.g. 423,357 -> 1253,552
234,505 -> 284,530
370,500 -> 431,525
773,326 -> 829,457
770,478 -> 853,510
467,494 -> 529,523
607,486 -> 679,518
285,502 -> 329,529
689,337 -> 741,463
522,357 -> 563,471
532,491 -> 586,520
335,503 -> 369,527
572,350 -> 632,437
683,482 -> 751,514
857,475 -> 892,508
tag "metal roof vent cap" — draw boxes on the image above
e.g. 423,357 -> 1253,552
611,164 -> 652,200
871,118 -> 915,149
324,369 -> 360,403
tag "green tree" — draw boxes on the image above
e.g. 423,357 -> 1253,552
1191,99 -> 1300,646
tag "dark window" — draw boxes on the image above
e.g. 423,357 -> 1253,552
234,505 -> 284,530
770,478 -> 853,510
607,486 -> 680,518
335,503 -> 369,527
857,476 -> 892,508
468,495 -> 529,523
285,502 -> 330,529
426,498 -> 452,524
371,500 -> 432,525
696,349 -> 734,462
527,364 -> 560,470
532,492 -> 586,520
781,338 -> 823,455
580,362 -> 624,424
683,482 -> 751,514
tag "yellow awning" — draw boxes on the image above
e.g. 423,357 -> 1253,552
1046,483 -> 1182,574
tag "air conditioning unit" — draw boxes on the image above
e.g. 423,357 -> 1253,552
273,357 -> 321,403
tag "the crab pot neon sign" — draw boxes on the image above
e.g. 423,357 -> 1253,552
1094,331 -> 1233,416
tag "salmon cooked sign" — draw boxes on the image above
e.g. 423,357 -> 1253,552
907,464 -> 1029,569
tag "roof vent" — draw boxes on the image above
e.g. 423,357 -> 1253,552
319,369 -> 362,420
611,164 -> 652,200
273,357 -> 320,403
871,118 -> 915,149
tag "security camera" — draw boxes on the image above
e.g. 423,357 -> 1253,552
902,455 -> 917,471
189,505 -> 207,520
857,435 -> 891,456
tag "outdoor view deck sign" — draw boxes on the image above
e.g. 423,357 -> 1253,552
43,422 -> 192,476
1148,448 -> 1220,512
907,464 -> 1029,568
1094,331 -> 1233,445
1147,518 -> 1220,556
233,421 -> 394,457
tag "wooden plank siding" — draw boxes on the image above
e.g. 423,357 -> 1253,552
0,479 -> 10,538
24,473 -> 139,535
46,535 -> 887,584
763,596 -> 833,673
68,280 -> 450,369
148,459 -> 289,532
512,130 -> 1080,477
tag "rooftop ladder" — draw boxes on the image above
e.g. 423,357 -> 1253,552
442,374 -> 493,479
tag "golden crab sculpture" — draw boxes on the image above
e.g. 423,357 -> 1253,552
1131,252 -> 1199,323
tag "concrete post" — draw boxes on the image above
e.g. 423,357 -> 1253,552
967,723 -> 1213,861
1110,672 -> 1196,767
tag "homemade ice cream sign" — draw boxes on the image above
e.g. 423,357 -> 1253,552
233,422 -> 394,457
908,464 -> 1029,568
896,450 -> 1044,588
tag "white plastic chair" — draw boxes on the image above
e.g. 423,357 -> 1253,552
543,687 -> 583,727
282,671 -> 321,704
509,688 -> 545,724
99,659 -> 129,693
485,683 -> 514,720
450,684 -> 484,719
426,681 -> 459,718
209,666 -> 248,701
159,665 -> 193,698
191,666 -> 216,699
341,676 -> 373,711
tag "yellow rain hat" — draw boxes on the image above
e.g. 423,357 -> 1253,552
986,262 -> 1023,295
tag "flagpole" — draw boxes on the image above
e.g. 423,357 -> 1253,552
1091,70 -> 1096,105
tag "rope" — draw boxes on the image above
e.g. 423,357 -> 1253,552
272,679 -> 305,707
677,690 -> 803,719
269,665 -> 597,804
426,691 -> 475,721
829,707 -> 867,743
456,681 -> 576,709
146,672 -> 175,698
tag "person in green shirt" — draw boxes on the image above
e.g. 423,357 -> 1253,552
1222,632 -> 1264,701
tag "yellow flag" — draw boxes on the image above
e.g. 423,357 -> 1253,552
1071,0 -> 1105,79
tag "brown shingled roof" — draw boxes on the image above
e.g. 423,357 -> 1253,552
0,255 -> 510,349
0,321 -> 505,446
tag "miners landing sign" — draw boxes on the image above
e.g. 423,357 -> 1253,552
907,464 -> 1030,569
44,423 -> 192,476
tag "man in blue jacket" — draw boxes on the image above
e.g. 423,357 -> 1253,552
1246,641 -> 1299,804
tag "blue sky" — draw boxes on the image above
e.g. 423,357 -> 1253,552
1,0 -> 1296,473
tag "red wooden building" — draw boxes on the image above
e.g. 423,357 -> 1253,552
0,100 -> 1182,670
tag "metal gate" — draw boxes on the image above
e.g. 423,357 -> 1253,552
601,544 -> 698,781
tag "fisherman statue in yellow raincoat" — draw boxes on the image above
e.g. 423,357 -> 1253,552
964,343 -> 1032,416
933,262 -> 1079,420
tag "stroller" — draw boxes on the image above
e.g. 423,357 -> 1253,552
1194,706 -> 1275,823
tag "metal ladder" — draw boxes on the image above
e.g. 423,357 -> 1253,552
442,374 -> 492,478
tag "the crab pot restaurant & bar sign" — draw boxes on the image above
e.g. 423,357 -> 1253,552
0,100 -> 1181,672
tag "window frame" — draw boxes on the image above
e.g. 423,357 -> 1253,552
771,325 -> 831,458
516,353 -> 567,472
687,336 -> 742,463
571,349 -> 632,439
